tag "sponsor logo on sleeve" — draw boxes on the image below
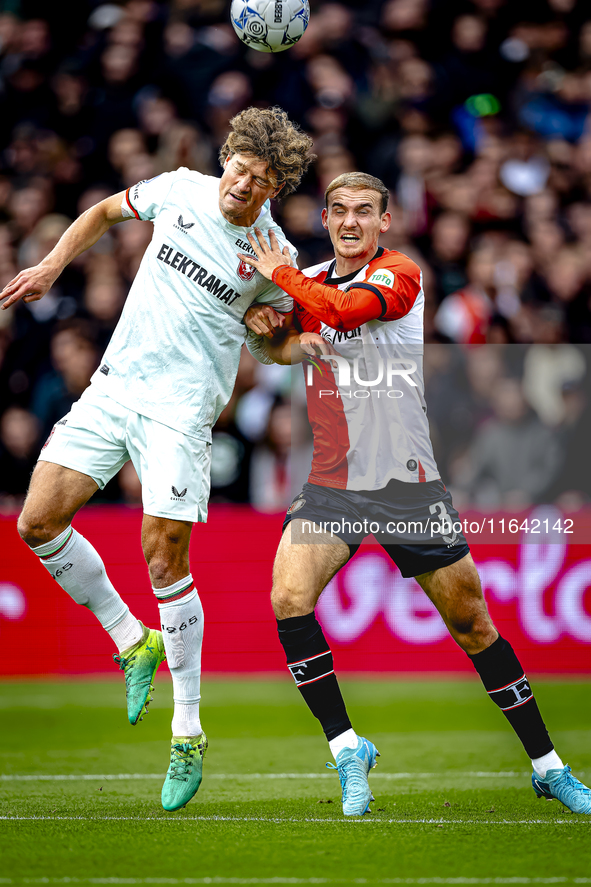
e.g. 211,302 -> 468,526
367,269 -> 395,288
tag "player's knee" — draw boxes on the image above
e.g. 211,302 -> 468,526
271,583 -> 311,620
17,511 -> 54,548
450,612 -> 497,655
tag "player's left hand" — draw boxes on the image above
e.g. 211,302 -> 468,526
237,229 -> 294,281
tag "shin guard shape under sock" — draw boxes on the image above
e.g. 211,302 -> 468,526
33,526 -> 131,634
469,635 -> 553,759
277,612 -> 352,741
155,576 -> 203,737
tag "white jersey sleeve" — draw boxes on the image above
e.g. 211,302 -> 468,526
122,170 -> 200,222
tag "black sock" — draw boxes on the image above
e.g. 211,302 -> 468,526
469,635 -> 553,759
277,612 -> 352,741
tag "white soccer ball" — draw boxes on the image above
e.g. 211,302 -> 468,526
230,0 -> 310,53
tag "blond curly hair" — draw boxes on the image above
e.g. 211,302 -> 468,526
219,107 -> 315,197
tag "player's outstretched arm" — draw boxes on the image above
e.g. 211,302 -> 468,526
1,191 -> 129,310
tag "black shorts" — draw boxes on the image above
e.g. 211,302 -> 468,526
283,479 -> 470,579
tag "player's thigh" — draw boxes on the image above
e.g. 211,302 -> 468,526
272,519 -> 350,617
415,552 -> 497,651
19,389 -> 132,543
18,461 -> 99,544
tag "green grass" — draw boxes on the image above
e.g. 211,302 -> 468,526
0,678 -> 590,885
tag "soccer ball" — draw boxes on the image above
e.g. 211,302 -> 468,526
230,0 -> 310,53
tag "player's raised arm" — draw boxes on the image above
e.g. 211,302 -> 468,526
0,191 -> 129,311
238,228 -> 420,332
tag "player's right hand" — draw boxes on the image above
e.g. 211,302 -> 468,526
244,303 -> 286,338
0,264 -> 57,310
299,332 -> 340,357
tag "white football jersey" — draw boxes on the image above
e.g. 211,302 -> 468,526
90,168 -> 294,440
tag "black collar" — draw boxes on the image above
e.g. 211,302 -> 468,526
324,247 -> 385,286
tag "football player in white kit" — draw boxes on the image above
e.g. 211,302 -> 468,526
0,107 -> 314,812
241,172 -> 591,818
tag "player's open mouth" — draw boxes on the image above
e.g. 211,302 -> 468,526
229,192 -> 248,203
341,234 -> 359,242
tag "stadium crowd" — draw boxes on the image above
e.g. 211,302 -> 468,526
1,0 -> 591,510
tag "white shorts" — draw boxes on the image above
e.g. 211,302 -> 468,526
39,385 -> 211,523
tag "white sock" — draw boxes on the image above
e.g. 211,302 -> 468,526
32,526 -> 140,653
154,575 -> 203,738
329,728 -> 359,760
109,610 -> 144,654
532,749 -> 564,779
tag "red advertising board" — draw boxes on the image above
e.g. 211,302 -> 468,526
1,506 -> 590,675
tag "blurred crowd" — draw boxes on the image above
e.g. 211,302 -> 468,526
1,0 -> 591,511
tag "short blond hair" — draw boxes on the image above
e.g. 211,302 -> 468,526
325,172 -> 390,215
219,107 -> 315,197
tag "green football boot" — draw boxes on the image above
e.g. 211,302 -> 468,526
161,734 -> 208,812
112,621 -> 166,725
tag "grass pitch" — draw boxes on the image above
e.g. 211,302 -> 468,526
0,678 -> 590,886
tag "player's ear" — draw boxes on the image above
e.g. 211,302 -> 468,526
380,212 -> 391,234
272,182 -> 285,199
321,208 -> 329,230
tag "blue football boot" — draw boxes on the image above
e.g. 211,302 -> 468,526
326,736 -> 380,816
532,765 -> 591,814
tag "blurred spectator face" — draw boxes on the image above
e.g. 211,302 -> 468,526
316,148 -> 355,195
23,214 -> 72,266
281,196 -> 319,239
78,186 -> 111,215
52,72 -> 86,111
528,220 -> 564,264
452,16 -> 487,53
108,18 -> 144,50
492,378 -> 527,423
398,135 -> 432,175
316,4 -> 352,43
51,329 -> 98,391
20,19 -> 50,56
0,407 -> 39,460
138,97 -> 177,137
322,187 -> 390,265
398,58 -> 432,100
163,21 -> 195,58
545,250 -> 586,302
122,153 -> 156,188
574,138 -> 591,176
524,190 -> 558,226
467,249 -> 496,290
580,21 -> 591,60
503,241 -> 534,288
101,45 -> 139,84
306,55 -> 353,108
0,13 -> 20,52
85,280 -> 125,323
431,212 -> 470,261
306,106 -> 346,138
567,202 -> 591,243
382,0 -> 428,32
9,187 -> 49,235
108,129 -> 146,174
432,134 -> 462,176
466,348 -> 504,398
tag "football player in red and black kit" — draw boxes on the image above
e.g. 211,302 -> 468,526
239,172 -> 591,817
